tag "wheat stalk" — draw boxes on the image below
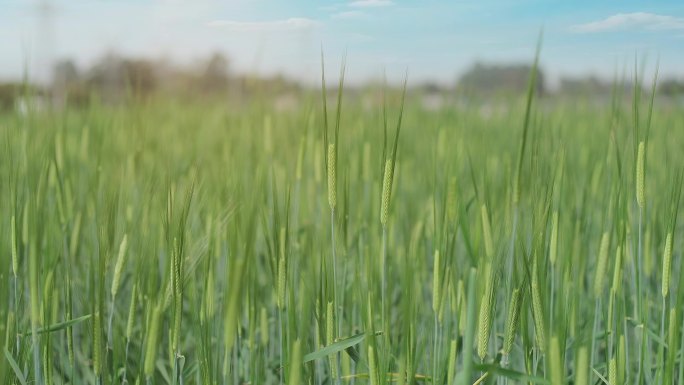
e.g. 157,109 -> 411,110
288,339 -> 302,385
593,232 -> 610,297
477,290 -> 492,361
549,336 -> 563,385
328,143 -> 337,209
661,232 -> 673,298
481,204 -> 494,260
144,304 -> 162,382
531,261 -> 546,350
576,347 -> 589,385
381,159 -> 393,226
636,141 -> 645,208
432,250 -> 441,313
502,288 -> 521,358
549,210 -> 558,266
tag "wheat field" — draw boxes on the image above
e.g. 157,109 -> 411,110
2,64 -> 684,385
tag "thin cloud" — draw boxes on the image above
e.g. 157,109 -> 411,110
332,11 -> 369,20
320,4 -> 344,12
571,12 -> 684,33
206,17 -> 321,32
349,0 -> 393,8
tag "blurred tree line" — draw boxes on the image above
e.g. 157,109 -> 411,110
0,52 -> 683,111
458,62 -> 546,95
0,51 -> 302,110
50,52 -> 302,106
457,62 -> 684,99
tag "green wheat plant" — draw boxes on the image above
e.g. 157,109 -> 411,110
0,48 -> 682,385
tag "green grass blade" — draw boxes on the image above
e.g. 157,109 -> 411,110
475,362 -> 551,384
19,314 -> 92,337
4,348 -> 28,385
303,332 -> 378,364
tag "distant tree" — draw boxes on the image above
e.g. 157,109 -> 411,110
558,76 -> 610,96
0,83 -> 22,110
660,78 -> 684,96
85,53 -> 157,101
0,83 -> 44,111
86,53 -> 125,93
52,59 -> 91,106
123,59 -> 157,96
458,62 -> 545,95
418,82 -> 445,94
199,53 -> 230,93
53,60 -> 79,86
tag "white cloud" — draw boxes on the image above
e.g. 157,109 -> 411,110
349,0 -> 393,8
571,12 -> 684,33
206,18 -> 320,32
332,11 -> 369,20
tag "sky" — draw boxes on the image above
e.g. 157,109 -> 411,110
1,0 -> 683,86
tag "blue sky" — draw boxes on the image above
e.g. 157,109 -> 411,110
1,0 -> 683,86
